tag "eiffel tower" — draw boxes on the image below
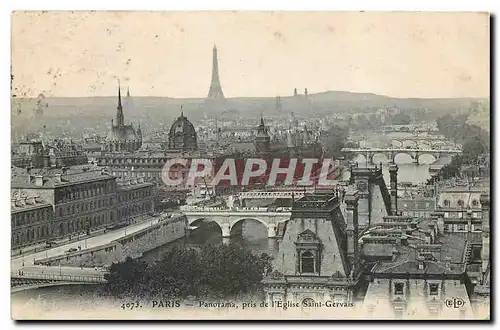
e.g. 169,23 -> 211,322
204,45 -> 226,118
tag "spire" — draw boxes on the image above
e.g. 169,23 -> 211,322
116,80 -> 124,126
180,105 -> 184,117
126,86 -> 130,97
207,45 -> 225,100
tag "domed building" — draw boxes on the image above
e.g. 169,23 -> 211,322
168,112 -> 198,151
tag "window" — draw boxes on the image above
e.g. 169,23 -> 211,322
443,200 -> 450,207
429,283 -> 439,295
301,251 -> 315,273
458,212 -> 463,218
457,200 -> 464,207
472,199 -> 479,207
457,224 -> 466,231
394,283 -> 404,295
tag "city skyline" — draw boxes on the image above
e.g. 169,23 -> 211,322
12,11 -> 489,99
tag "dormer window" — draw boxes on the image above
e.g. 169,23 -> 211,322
301,251 -> 315,273
429,283 -> 439,295
295,229 -> 322,275
394,282 -> 404,295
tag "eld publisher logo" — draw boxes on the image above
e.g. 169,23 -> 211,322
445,297 -> 465,309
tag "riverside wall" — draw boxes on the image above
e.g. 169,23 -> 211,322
35,215 -> 188,267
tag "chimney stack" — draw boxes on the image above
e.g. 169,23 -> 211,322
417,255 -> 425,270
391,246 -> 399,261
388,163 -> 399,215
480,193 -> 490,274
35,175 -> 44,187
445,256 -> 451,269
344,190 -> 360,268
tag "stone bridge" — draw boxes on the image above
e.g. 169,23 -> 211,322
341,147 -> 462,165
389,136 -> 451,149
181,206 -> 291,238
11,271 -> 107,293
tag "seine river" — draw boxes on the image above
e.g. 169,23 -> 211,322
12,131 -> 437,303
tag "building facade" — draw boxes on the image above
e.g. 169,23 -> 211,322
116,178 -> 154,222
11,192 -> 54,249
11,164 -> 155,248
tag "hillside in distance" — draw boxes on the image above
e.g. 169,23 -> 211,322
11,90 -> 488,137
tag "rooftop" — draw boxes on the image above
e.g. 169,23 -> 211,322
11,165 -> 115,189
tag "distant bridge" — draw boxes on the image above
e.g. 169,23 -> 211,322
181,206 -> 291,238
11,271 -> 107,293
389,136 -> 452,149
341,147 -> 462,165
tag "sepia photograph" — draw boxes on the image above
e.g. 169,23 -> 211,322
9,11 -> 490,320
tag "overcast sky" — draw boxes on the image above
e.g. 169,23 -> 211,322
11,11 -> 489,99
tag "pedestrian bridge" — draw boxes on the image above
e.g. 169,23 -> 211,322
341,147 -> 462,165
11,271 -> 107,293
180,206 -> 292,238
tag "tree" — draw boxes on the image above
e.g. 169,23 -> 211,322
101,244 -> 272,300
391,113 -> 411,125
324,124 -> 349,158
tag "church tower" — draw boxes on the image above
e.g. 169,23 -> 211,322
116,82 -> 124,127
255,114 -> 271,153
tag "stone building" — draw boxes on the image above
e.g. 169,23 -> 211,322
11,165 -> 157,249
12,140 -> 88,169
262,190 -> 362,306
11,165 -> 118,240
103,84 -> 142,152
11,191 -> 54,249
116,178 -> 154,222
434,187 -> 486,233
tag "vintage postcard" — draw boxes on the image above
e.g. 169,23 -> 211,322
10,11 -> 490,320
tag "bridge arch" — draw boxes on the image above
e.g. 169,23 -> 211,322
229,217 -> 269,237
417,153 -> 438,164
370,153 -> 389,164
392,152 -> 415,164
188,217 -> 223,234
353,153 -> 368,164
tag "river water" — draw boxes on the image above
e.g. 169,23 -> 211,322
12,131 -> 436,303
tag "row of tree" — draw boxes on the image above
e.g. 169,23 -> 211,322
429,114 -> 490,182
101,244 -> 272,300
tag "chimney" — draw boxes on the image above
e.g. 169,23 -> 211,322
344,190 -> 360,266
391,247 -> 399,261
432,212 -> 445,234
480,193 -> 490,274
35,175 -> 44,187
43,155 -> 50,168
445,256 -> 451,269
417,255 -> 425,270
388,163 -> 399,215
428,223 -> 436,243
